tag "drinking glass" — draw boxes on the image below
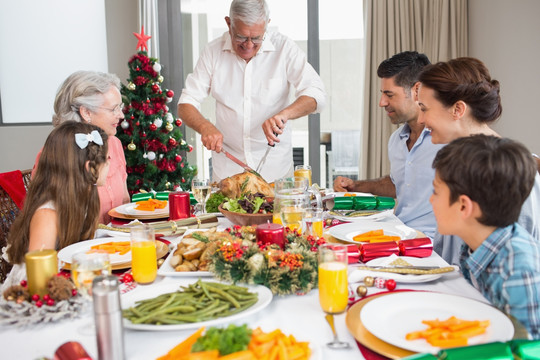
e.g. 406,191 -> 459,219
273,176 -> 309,227
294,165 -> 312,186
302,207 -> 324,237
71,251 -> 111,297
191,178 -> 211,214
130,224 -> 157,285
71,251 -> 111,336
318,244 -> 348,314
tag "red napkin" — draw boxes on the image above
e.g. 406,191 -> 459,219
0,170 -> 27,209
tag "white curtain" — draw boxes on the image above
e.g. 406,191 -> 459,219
360,0 -> 468,179
138,0 -> 159,57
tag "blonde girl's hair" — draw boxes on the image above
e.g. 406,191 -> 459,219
52,71 -> 121,126
7,121 -> 109,264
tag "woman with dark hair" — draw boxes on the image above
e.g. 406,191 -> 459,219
417,57 -> 540,262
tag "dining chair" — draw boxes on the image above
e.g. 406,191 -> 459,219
0,169 -> 31,283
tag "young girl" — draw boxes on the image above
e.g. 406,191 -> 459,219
3,121 -> 109,285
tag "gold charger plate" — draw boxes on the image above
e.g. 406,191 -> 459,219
346,292 -> 415,359
346,291 -> 529,359
62,240 -> 169,271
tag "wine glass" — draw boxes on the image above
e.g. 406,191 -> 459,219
71,251 -> 111,335
71,251 -> 112,297
191,178 -> 211,214
318,244 -> 350,349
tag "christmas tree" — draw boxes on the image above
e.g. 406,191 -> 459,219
117,27 -> 196,195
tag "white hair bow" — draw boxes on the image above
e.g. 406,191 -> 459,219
75,130 -> 104,149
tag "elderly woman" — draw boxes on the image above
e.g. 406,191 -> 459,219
33,71 -> 129,223
417,57 -> 540,262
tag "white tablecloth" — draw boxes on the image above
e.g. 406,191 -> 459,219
1,216 -> 488,360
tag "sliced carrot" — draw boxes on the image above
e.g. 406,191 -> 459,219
218,350 -> 256,360
167,327 -> 206,358
187,350 -> 219,360
427,336 -> 467,348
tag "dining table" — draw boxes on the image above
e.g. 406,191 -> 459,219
0,213 -> 508,360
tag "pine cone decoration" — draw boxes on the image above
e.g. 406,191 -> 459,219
48,276 -> 75,301
3,285 -> 30,303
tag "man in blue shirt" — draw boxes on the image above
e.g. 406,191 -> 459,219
432,135 -> 540,339
334,51 -> 445,244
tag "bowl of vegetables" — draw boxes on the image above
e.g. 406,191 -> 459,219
218,192 -> 274,226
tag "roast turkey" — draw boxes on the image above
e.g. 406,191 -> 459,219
218,171 -> 274,199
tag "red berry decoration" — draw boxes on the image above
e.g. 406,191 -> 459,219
175,119 -> 182,126
166,90 -> 174,98
35,300 -> 43,308
46,299 -> 55,306
385,279 -> 397,291
71,289 -> 78,296
43,294 -> 50,301
31,294 -> 40,302
123,273 -> 133,283
20,280 -> 27,287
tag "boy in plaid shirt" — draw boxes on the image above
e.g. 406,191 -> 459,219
431,134 -> 540,339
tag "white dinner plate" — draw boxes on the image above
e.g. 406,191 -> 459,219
121,280 -> 273,331
57,237 -> 131,265
349,255 -> 452,284
330,191 -> 374,197
360,292 -> 514,354
157,242 -> 213,278
115,202 -> 169,217
328,221 -> 417,244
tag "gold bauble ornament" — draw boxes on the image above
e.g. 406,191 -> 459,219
165,182 -> 171,189
165,123 -> 174,132
128,82 -> 136,91
158,75 -> 164,83
127,142 -> 136,151
356,285 -> 368,297
364,276 -> 374,287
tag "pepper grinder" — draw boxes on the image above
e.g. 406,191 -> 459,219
92,275 -> 125,360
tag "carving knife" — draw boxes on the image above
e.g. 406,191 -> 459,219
256,131 -> 278,173
222,149 -> 262,178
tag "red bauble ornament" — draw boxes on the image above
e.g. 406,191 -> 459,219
149,124 -> 157,131
181,163 -> 185,168
166,90 -> 174,98
136,66 -> 140,71
168,138 -> 177,146
175,155 -> 182,163
188,145 -> 193,152
131,115 -> 135,120
181,178 -> 186,183
385,279 -> 397,291
152,84 -> 160,93
135,121 -> 140,126
175,119 -> 182,126
141,132 -> 147,138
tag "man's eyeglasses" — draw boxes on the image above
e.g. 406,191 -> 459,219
232,32 -> 265,45
96,104 -> 123,115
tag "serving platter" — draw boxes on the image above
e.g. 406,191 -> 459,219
121,280 -> 273,331
157,243 -> 213,278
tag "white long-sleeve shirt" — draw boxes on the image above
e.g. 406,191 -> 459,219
179,31 -> 326,182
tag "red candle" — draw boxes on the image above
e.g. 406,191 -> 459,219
360,241 -> 400,262
169,192 -> 190,220
399,238 -> 433,258
256,222 -> 285,249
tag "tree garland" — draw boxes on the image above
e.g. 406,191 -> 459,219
209,226 -> 326,296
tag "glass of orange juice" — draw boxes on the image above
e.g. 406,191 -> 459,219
294,165 -> 312,186
302,207 -> 324,238
130,224 -> 157,284
318,244 -> 348,314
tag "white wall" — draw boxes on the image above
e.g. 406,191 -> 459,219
469,0 -> 540,155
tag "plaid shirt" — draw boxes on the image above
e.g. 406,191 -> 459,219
460,223 -> 540,339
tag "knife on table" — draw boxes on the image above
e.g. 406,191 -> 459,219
222,149 -> 263,178
256,131 -> 279,173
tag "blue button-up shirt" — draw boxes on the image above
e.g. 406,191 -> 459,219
461,223 -> 540,339
388,125 -> 444,239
